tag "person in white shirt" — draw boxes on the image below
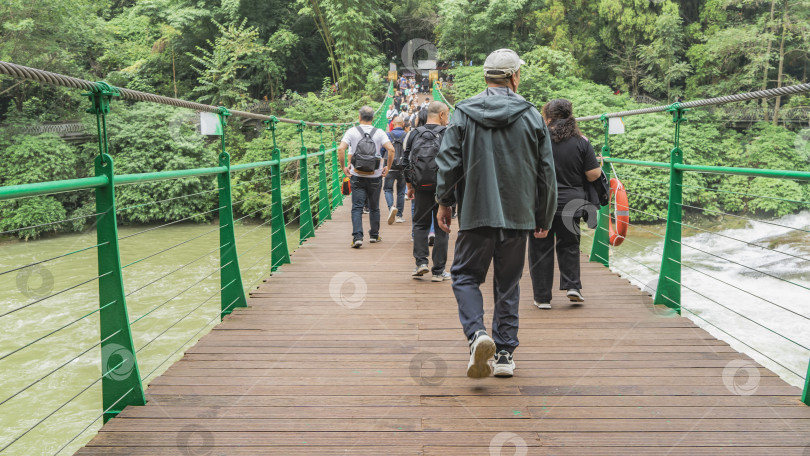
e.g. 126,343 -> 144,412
338,106 -> 396,248
386,105 -> 398,130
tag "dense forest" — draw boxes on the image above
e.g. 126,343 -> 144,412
1,0 -> 809,238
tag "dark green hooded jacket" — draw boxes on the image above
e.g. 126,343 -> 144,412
435,87 -> 557,231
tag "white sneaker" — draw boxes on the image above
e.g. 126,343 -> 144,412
395,216 -> 405,223
493,350 -> 515,378
467,330 -> 495,379
567,289 -> 585,303
534,301 -> 551,309
387,207 -> 398,225
412,264 -> 430,277
431,271 -> 452,282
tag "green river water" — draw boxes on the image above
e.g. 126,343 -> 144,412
0,221 -> 299,455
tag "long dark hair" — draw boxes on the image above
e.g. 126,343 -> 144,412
542,98 -> 581,143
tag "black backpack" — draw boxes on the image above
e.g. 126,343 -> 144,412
351,126 -> 380,173
407,126 -> 446,190
388,132 -> 406,171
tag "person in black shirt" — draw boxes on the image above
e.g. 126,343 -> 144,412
404,101 -> 450,281
529,98 -> 602,309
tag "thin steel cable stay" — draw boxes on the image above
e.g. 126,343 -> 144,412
0,357 -> 129,453
141,296 -> 242,381
135,279 -> 235,355
52,387 -> 134,455
129,259 -> 233,325
124,243 -> 222,298
0,330 -> 122,408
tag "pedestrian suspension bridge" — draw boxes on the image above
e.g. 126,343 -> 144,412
0,61 -> 809,455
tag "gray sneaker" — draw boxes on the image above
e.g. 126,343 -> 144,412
387,207 -> 398,225
412,264 -> 430,277
567,289 -> 585,303
431,271 -> 452,282
533,301 -> 551,310
467,330 -> 495,379
493,350 -> 515,378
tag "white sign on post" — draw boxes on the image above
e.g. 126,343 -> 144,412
608,117 -> 625,135
200,112 -> 222,136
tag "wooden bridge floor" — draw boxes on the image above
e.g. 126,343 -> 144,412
78,203 -> 810,455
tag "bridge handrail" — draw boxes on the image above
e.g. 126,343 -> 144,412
576,97 -> 810,407
575,83 -> 810,122
0,60 -> 389,127
0,62 -> 394,454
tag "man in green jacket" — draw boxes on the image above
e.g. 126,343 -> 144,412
435,49 -> 557,379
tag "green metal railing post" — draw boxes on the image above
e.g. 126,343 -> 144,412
265,117 -> 290,271
216,107 -> 247,318
654,104 -> 687,313
316,124 -> 330,225
590,114 -> 611,267
330,125 -> 343,208
297,122 -> 316,243
84,84 -> 146,423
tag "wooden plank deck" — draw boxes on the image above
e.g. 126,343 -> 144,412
78,203 -> 810,455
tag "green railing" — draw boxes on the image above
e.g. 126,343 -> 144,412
582,103 -> 810,407
433,82 -> 810,405
0,61 -> 393,454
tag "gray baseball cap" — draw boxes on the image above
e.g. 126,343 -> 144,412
483,49 -> 525,79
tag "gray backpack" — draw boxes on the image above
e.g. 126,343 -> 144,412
351,126 -> 381,173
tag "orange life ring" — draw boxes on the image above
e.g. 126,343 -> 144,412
609,178 -> 629,246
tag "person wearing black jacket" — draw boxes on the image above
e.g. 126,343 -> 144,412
404,101 -> 450,282
529,99 -> 602,309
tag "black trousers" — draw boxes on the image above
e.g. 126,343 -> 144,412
528,213 -> 583,303
412,190 -> 448,274
452,228 -> 527,354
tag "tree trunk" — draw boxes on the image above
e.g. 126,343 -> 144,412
772,0 -> 788,126
761,0 -> 777,122
171,40 -> 178,98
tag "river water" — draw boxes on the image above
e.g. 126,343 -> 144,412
0,221 -> 299,455
584,211 -> 810,390
1,212 -> 809,455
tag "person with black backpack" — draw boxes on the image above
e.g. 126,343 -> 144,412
383,116 -> 408,224
404,101 -> 451,282
338,106 -> 396,248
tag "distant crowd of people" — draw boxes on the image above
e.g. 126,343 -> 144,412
338,49 -> 602,380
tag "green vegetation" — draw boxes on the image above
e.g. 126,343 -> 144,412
448,51 -> 810,223
1,0 -> 809,238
